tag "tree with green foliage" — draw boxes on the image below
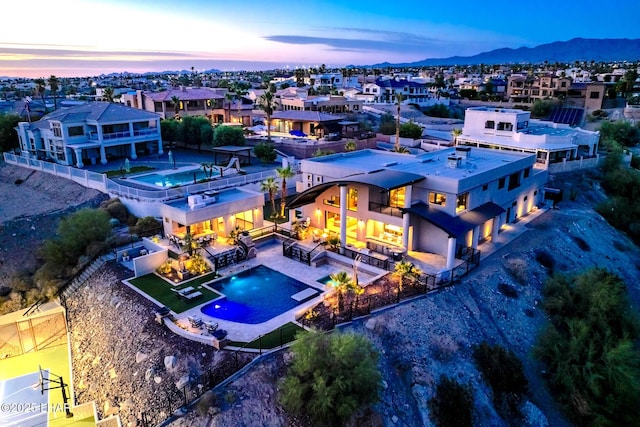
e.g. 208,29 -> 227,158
280,329 -> 382,426
160,119 -> 178,149
452,128 -> 462,146
423,104 -> 450,118
344,140 -> 357,151
198,120 -> 214,151
530,99 -> 558,119
34,78 -> 46,107
102,87 -> 114,103
212,125 -> 245,147
394,93 -> 403,151
170,95 -> 181,118
535,268 -> 640,426
276,164 -> 295,218
253,141 -> 277,162
38,208 -> 112,278
0,112 -> 21,152
428,375 -> 474,427
399,121 -> 423,139
130,216 -> 162,237
599,120 -> 640,148
378,113 -> 396,135
328,271 -> 363,312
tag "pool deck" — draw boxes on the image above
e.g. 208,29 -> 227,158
172,241 -> 382,344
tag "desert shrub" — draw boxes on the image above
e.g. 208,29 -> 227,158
399,121 -> 423,139
131,216 -> 162,237
535,268 -> 640,426
497,282 -> 519,298
100,197 -> 131,223
572,236 -> 591,252
196,391 -> 219,416
423,104 -> 450,118
253,142 -> 277,162
378,113 -> 396,135
473,342 -> 528,414
535,250 -> 555,271
430,334 -> 459,361
504,258 -> 528,285
428,375 -> 474,427
280,329 -> 382,426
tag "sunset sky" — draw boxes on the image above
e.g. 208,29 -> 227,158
1,0 -> 638,78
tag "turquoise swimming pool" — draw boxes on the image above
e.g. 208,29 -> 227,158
134,169 -> 217,187
201,265 -> 319,324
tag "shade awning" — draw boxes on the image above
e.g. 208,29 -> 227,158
402,202 -> 505,238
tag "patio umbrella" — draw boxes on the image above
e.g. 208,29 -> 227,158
124,158 -> 131,173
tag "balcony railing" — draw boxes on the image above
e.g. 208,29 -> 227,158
368,201 -> 403,218
88,129 -> 158,141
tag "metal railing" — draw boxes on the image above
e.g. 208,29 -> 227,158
368,201 -> 404,218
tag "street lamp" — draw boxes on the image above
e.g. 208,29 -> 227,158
36,365 -> 74,418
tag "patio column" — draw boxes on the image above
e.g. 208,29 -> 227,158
156,119 -> 164,155
130,142 -> 137,160
339,185 -> 347,251
446,236 -> 456,270
99,145 -> 107,164
74,148 -> 84,168
491,215 -> 501,242
472,225 -> 480,249
402,185 -> 412,248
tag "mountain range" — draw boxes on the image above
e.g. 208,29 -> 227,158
372,38 -> 640,67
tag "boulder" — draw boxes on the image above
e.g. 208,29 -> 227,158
365,318 -> 378,331
135,351 -> 148,363
164,355 -> 177,370
175,375 -> 190,390
154,376 -> 162,384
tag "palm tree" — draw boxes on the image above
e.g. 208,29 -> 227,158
392,260 -> 422,292
394,93 -> 403,151
48,75 -> 59,109
452,128 -> 462,146
329,271 -> 362,313
276,165 -> 295,218
34,78 -> 46,108
258,90 -> 275,143
344,140 -> 357,152
260,177 -> 279,219
170,95 -> 181,119
103,87 -> 114,103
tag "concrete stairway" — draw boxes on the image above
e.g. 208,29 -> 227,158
61,257 -> 106,298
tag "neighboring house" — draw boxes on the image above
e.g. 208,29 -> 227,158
367,77 -> 447,107
278,91 -> 363,113
122,88 -> 225,119
16,102 -> 162,167
310,73 -> 343,89
289,147 -> 546,270
271,110 -> 346,138
457,107 -> 599,170
159,187 -> 265,242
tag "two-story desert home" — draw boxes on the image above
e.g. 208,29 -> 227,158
457,107 -> 599,170
288,147 -> 547,270
122,88 -> 225,119
16,102 -> 162,167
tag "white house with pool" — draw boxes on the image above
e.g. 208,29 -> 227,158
457,106 -> 599,170
288,147 -> 548,271
16,102 -> 163,167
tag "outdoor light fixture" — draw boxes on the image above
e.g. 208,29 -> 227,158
36,366 -> 73,418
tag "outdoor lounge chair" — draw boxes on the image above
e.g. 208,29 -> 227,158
212,329 -> 228,340
204,321 -> 218,333
188,315 -> 203,328
177,286 -> 195,296
185,291 -> 203,300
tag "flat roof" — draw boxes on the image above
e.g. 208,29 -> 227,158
307,148 -> 534,181
164,188 -> 254,210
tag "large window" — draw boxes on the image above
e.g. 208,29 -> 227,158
485,120 -> 495,129
234,210 -> 253,230
429,192 -> 446,206
508,172 -> 521,190
347,188 -> 358,211
498,177 -> 506,189
456,192 -> 468,212
68,126 -> 84,137
389,187 -> 406,208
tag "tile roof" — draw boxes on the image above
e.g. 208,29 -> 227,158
39,102 -> 160,124
144,88 -> 225,102
271,111 -> 346,122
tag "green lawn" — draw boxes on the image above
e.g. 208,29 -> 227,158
128,272 -> 221,313
229,322 -> 305,350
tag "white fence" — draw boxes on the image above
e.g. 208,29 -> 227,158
3,152 -> 278,202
